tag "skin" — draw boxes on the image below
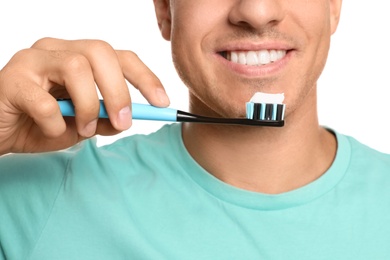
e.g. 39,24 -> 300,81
154,0 -> 342,193
0,0 -> 342,194
0,40 -> 170,154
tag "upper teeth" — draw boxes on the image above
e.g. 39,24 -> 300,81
228,50 -> 286,66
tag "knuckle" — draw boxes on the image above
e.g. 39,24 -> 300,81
31,37 -> 55,49
73,99 -> 100,119
84,102 -> 101,118
139,76 -> 161,88
119,50 -> 139,60
11,48 -> 32,59
85,39 -> 115,55
0,51 -> 33,89
6,49 -> 36,67
34,98 -> 58,118
61,53 -> 90,75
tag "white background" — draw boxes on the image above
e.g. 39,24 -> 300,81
1,1 -> 389,153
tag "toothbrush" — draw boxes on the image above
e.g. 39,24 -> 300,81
57,99 -> 285,127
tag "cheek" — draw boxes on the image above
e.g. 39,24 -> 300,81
288,0 -> 331,37
281,4 -> 332,113
170,1 -> 217,42
290,1 -> 332,74
170,5 -> 220,97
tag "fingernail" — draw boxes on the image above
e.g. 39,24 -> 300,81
156,88 -> 170,106
117,106 -> 132,130
81,119 -> 98,137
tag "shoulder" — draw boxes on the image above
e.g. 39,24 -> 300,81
0,124 -> 182,259
341,133 -> 390,169
0,148 -> 73,196
334,131 -> 390,194
0,149 -> 73,259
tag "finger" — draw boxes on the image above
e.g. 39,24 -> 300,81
11,82 -> 67,138
33,38 -> 132,131
5,48 -> 101,138
45,50 -> 100,137
13,117 -> 86,154
117,50 -> 170,107
0,49 -> 67,138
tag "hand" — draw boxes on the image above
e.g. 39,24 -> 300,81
0,37 -> 170,155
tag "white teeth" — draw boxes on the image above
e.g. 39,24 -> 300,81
277,50 -> 285,60
258,50 -> 270,65
246,51 -> 258,66
231,52 -> 238,63
270,50 -> 278,62
227,50 -> 286,66
238,52 -> 247,65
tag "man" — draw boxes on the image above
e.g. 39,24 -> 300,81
1,0 -> 389,259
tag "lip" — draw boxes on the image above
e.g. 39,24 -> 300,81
214,41 -> 295,78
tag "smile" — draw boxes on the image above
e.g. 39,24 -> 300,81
220,50 -> 287,66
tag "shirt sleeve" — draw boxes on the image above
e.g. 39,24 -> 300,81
0,151 -> 70,260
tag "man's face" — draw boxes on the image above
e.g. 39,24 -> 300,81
156,0 -> 342,118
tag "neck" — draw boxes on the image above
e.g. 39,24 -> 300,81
182,92 -> 337,194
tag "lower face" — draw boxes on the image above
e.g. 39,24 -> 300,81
169,0 -> 333,118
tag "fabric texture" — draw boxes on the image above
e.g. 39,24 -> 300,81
1,123 -> 390,259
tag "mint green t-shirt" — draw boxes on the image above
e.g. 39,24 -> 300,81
1,123 -> 390,259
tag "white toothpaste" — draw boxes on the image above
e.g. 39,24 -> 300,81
249,92 -> 284,104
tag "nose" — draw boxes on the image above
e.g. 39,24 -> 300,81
228,0 -> 285,30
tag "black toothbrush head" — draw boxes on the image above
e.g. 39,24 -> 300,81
246,102 -> 285,121
175,102 -> 285,127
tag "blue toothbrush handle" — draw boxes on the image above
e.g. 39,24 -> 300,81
132,103 -> 177,121
58,100 -> 178,122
